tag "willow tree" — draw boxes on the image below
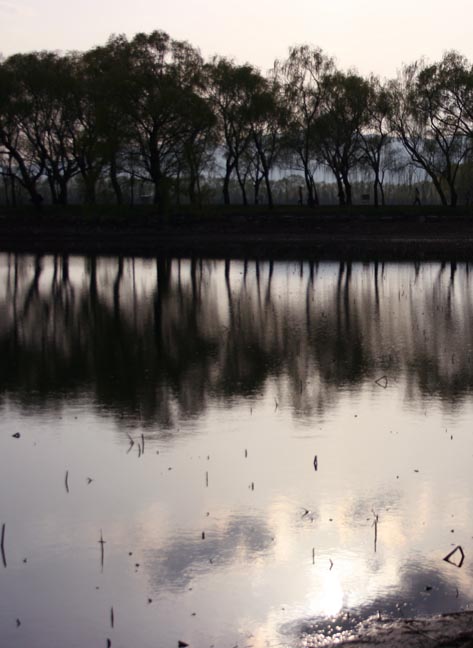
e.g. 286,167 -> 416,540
122,31 -> 206,209
275,45 -> 334,206
207,58 -> 263,205
357,77 -> 393,207
390,55 -> 473,206
246,75 -> 286,208
315,71 -> 370,206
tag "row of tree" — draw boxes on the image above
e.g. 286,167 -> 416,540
1,31 -> 473,210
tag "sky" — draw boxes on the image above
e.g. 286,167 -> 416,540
1,0 -> 473,78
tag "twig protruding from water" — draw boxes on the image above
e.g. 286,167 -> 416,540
372,509 -> 379,553
99,530 -> 106,572
1,523 -> 6,568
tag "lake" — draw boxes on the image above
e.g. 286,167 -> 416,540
0,253 -> 472,647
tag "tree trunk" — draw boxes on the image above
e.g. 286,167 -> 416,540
129,173 -> 135,206
431,175 -> 448,206
380,181 -> 386,207
254,177 -> 262,204
153,181 -> 160,206
263,172 -> 273,208
57,178 -> 68,206
373,174 -> 379,208
304,169 -> 315,207
2,175 -> 9,206
48,176 -> 58,204
223,158 -> 234,205
10,173 -> 17,207
342,174 -> 352,206
335,175 -> 346,206
235,163 -> 248,206
110,155 -> 123,205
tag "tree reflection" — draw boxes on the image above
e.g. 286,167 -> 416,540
1,255 -> 473,428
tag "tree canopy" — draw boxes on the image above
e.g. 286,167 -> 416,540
2,31 -> 473,210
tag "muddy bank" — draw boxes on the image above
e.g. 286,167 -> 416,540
2,210 -> 473,259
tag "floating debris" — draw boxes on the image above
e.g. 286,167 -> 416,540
65,471 -> 69,494
329,559 -> 334,570
178,642 -> 189,648
312,548 -> 315,564
202,532 -> 205,540
375,376 -> 388,389
16,619 -> 21,627
313,455 -> 318,471
443,545 -> 465,568
86,477 -> 93,484
110,607 -> 114,628
12,433 -> 20,439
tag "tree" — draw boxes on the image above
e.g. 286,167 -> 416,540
0,52 -> 81,205
0,57 -> 47,207
275,45 -> 334,206
358,77 -> 393,207
177,91 -> 217,206
76,36 -> 136,205
315,71 -> 370,205
122,31 -> 206,210
207,59 -> 266,205
389,56 -> 473,206
246,75 -> 286,208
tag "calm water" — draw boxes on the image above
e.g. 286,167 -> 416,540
0,254 -> 473,648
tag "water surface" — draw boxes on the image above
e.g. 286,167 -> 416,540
0,254 -> 472,647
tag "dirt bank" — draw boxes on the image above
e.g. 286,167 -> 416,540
2,208 -> 473,260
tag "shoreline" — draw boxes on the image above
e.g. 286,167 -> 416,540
2,207 -> 473,259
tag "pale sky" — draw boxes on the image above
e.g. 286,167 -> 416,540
1,0 -> 473,78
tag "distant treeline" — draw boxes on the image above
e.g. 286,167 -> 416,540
1,31 -> 473,211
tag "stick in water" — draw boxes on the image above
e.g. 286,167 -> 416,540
1,523 -> 6,568
99,530 -> 106,572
